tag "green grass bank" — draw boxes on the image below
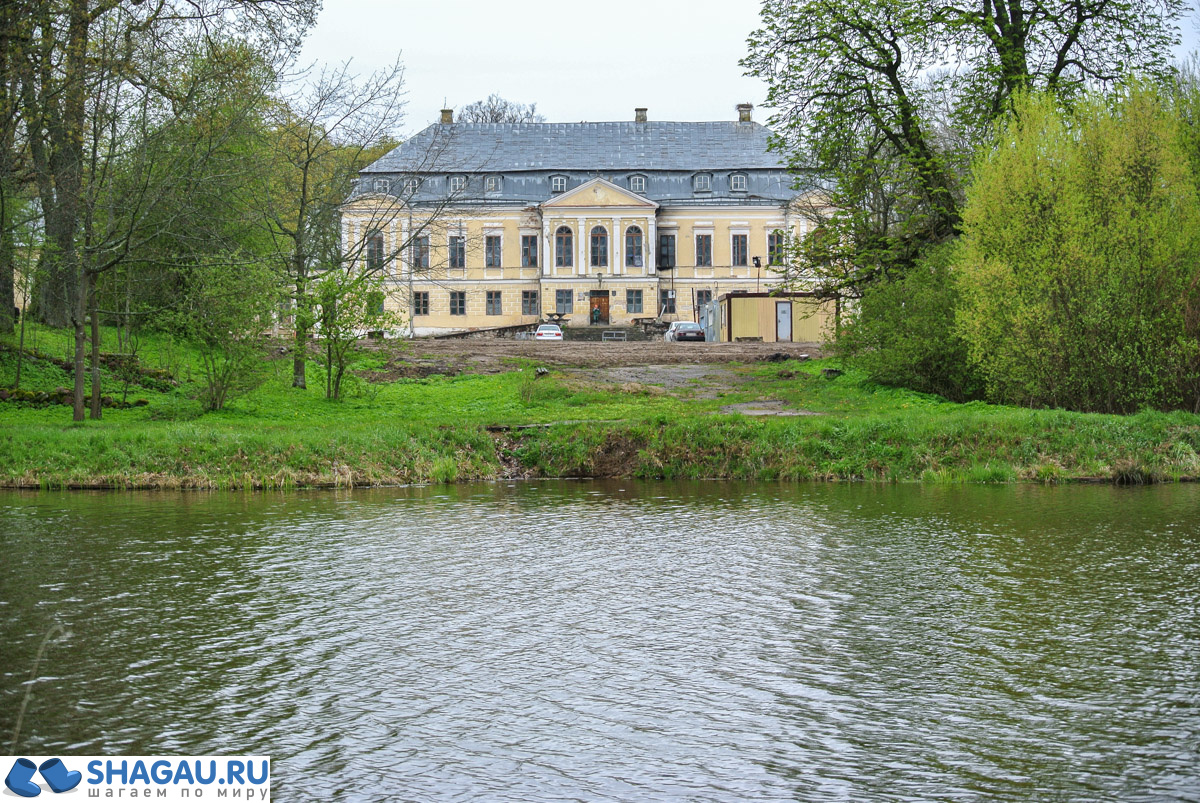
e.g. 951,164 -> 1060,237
2,324 -> 1198,489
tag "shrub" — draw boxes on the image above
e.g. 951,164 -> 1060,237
836,243 -> 982,402
955,87 -> 1200,413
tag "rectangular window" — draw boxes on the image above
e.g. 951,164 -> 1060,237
626,289 -> 643,314
551,176 -> 567,193
521,235 -> 538,267
403,178 -> 420,195
695,234 -> 712,267
730,174 -> 747,192
522,290 -> 539,315
412,236 -> 430,270
731,234 -> 748,267
660,289 -> 676,315
768,232 -> 785,266
486,290 -> 502,315
450,175 -> 466,192
485,175 -> 501,192
449,291 -> 466,316
449,235 -> 465,269
412,291 -> 429,316
485,235 -> 502,268
658,233 -> 676,269
366,232 -> 384,271
694,174 -> 711,193
696,289 -> 713,308
629,175 -> 645,193
373,179 -> 389,193
555,289 -> 573,314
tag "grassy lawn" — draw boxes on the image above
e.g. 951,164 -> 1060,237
2,323 -> 1198,488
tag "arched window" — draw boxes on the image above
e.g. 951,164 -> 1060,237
625,226 -> 643,267
555,226 -> 573,267
590,226 -> 608,268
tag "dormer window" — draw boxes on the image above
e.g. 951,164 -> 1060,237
730,173 -> 747,192
373,179 -> 390,193
693,173 -> 712,193
629,175 -> 646,194
402,178 -> 420,195
550,175 -> 567,194
449,175 -> 467,193
485,175 -> 502,193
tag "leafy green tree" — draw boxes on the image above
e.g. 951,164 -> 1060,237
743,0 -> 1185,294
955,88 -> 1200,413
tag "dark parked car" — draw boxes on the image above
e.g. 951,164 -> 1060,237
664,321 -> 705,342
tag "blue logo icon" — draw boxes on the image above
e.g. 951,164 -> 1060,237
5,758 -> 81,797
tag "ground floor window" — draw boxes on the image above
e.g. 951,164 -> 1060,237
695,289 -> 713,308
450,291 -> 466,315
626,289 -> 643,314
556,289 -> 573,314
412,291 -> 429,316
486,290 -> 502,315
522,290 -> 539,315
660,289 -> 676,315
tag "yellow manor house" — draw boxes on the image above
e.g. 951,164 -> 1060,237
342,104 -> 820,336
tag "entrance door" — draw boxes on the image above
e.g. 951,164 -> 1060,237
590,291 -> 610,325
776,301 -> 792,342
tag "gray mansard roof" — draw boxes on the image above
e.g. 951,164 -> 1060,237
362,121 -> 787,174
355,120 -> 798,206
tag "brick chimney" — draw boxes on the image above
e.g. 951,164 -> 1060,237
737,103 -> 753,123
635,107 -> 647,123
440,108 -> 453,124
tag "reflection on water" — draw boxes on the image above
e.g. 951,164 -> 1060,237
1,482 -> 1197,801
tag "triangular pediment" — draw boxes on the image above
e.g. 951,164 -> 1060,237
541,177 -> 659,210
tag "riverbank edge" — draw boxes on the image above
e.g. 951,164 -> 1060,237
3,412 -> 1197,490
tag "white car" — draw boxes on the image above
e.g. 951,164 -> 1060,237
534,324 -> 563,341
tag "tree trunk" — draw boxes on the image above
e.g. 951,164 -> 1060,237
89,272 -> 101,419
292,264 -> 307,388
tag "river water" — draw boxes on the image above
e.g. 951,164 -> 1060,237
1,482 -> 1197,801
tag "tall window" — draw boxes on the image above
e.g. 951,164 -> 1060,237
551,175 -> 567,193
449,291 -> 466,315
485,235 -> 502,267
521,235 -> 538,267
486,291 -> 502,315
449,175 -> 466,192
366,231 -> 384,272
626,289 -> 643,314
658,233 -> 676,269
555,226 -> 573,267
629,175 -> 645,193
695,234 -> 712,267
768,231 -> 785,266
449,235 -> 465,269
730,173 -> 747,192
660,289 -> 676,315
412,236 -> 430,269
625,226 -> 643,267
696,289 -> 713,308
555,289 -> 573,314
590,226 -> 608,268
412,291 -> 429,316
522,290 -> 539,315
731,233 -> 748,267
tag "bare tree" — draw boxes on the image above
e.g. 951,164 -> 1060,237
457,94 -> 544,124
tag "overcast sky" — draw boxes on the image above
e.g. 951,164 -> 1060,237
299,1 -> 1200,137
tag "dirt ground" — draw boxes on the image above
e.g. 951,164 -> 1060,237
361,338 -> 825,378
